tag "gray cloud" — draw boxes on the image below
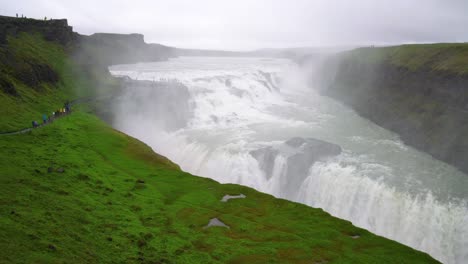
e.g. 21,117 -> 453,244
1,0 -> 467,50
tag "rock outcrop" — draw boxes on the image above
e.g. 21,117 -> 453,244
251,137 -> 342,197
0,15 -> 76,45
13,61 -> 59,89
283,138 -> 342,193
74,33 -> 176,67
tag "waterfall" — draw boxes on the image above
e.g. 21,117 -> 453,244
110,57 -> 468,264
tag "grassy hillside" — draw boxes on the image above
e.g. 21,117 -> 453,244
343,43 -> 468,75
0,30 -> 439,263
0,33 -> 116,132
0,112 -> 439,263
0,33 -> 74,131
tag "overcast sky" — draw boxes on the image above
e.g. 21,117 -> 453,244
1,0 -> 467,50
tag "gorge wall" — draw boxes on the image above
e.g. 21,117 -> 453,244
315,45 -> 468,174
74,33 -> 176,66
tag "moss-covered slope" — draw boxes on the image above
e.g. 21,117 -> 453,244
0,33 -> 71,131
0,112 -> 439,263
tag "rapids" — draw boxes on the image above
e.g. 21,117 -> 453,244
110,57 -> 467,264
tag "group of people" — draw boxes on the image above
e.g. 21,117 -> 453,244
32,102 -> 71,128
15,13 -> 52,20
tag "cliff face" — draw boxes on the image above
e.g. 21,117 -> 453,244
0,15 -> 77,45
318,44 -> 468,174
0,15 -> 177,69
0,16 -> 78,99
74,33 -> 177,66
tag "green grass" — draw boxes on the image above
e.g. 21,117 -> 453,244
0,112 -> 439,263
343,43 -> 468,75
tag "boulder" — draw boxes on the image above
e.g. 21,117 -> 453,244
250,147 -> 279,180
251,137 -> 342,197
284,138 -> 341,194
204,218 -> 230,229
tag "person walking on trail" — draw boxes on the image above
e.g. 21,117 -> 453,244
42,114 -> 47,124
64,101 -> 71,113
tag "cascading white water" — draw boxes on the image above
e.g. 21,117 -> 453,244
110,57 -> 468,264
